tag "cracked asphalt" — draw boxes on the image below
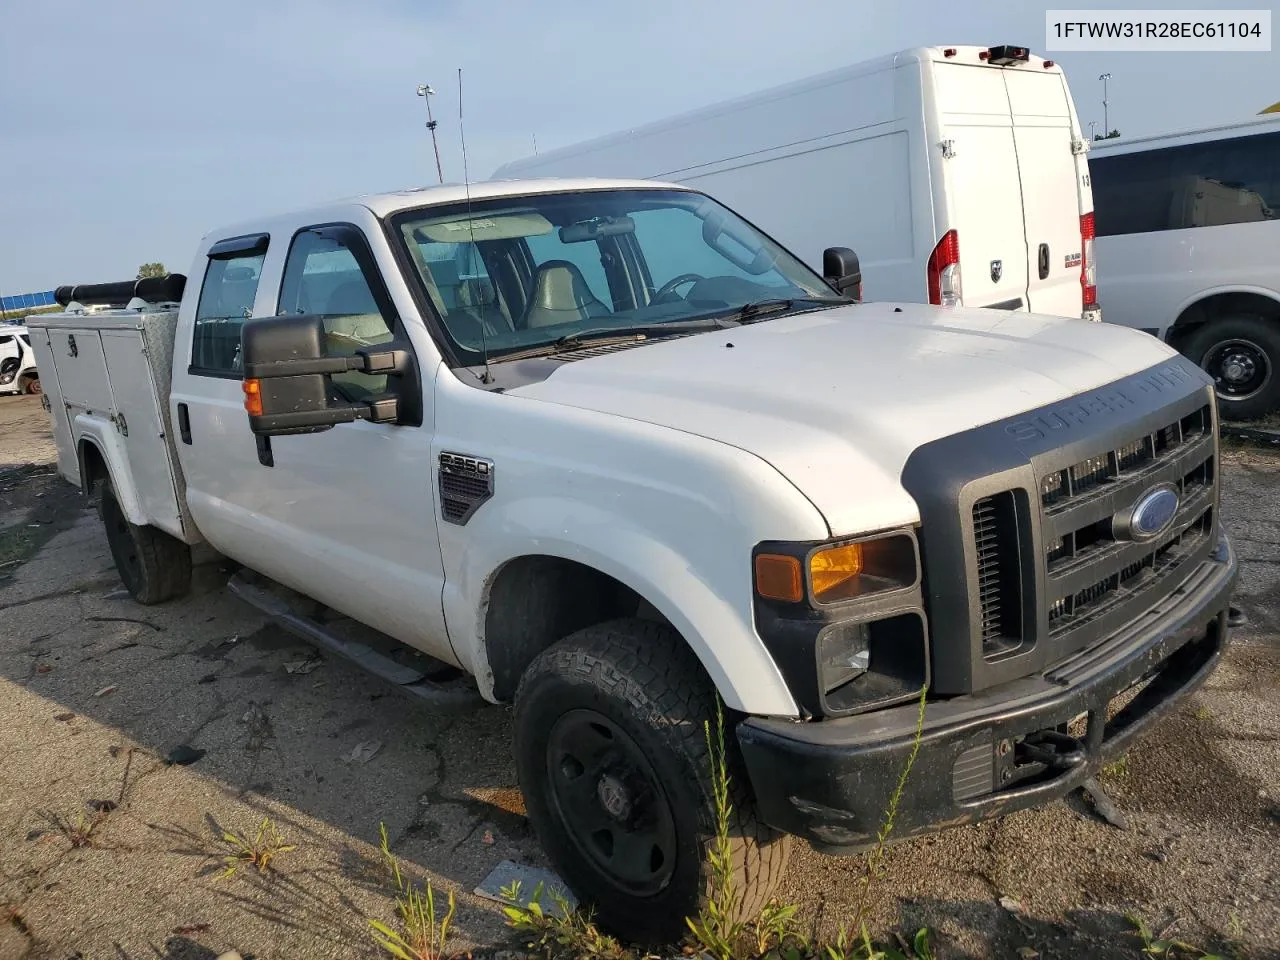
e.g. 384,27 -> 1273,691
1,393 -> 1278,960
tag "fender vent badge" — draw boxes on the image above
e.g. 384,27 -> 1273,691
439,452 -> 494,525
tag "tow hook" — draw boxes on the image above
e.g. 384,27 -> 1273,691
1015,730 -> 1087,771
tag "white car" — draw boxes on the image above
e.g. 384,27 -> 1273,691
0,325 -> 39,395
28,178 -> 1236,942
1090,115 -> 1280,419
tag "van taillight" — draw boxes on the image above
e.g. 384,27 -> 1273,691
1080,212 -> 1097,307
927,230 -> 961,307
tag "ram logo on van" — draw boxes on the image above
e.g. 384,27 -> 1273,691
1065,252 -> 1083,268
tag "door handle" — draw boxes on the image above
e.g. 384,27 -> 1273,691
1038,243 -> 1050,280
177,403 -> 192,444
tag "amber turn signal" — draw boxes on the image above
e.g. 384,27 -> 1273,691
754,553 -> 803,603
242,378 -> 263,417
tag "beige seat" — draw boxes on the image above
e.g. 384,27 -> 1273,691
322,280 -> 393,397
523,260 -> 610,328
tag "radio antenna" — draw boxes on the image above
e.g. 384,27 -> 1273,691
458,67 -> 493,385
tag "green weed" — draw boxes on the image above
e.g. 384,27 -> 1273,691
369,822 -> 458,960
499,880 -> 630,960
219,817 -> 296,878
1101,754 -> 1129,780
1127,913 -> 1233,959
844,685 -> 930,940
685,698 -> 745,960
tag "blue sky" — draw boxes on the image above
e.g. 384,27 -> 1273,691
1,0 -> 1273,293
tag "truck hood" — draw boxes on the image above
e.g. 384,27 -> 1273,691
510,303 -> 1180,535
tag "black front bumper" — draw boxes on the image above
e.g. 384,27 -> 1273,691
736,533 -> 1238,854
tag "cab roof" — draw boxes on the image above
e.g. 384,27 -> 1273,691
354,176 -> 691,218
204,177 -> 692,244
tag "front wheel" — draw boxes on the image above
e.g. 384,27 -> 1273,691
1182,316 -> 1280,421
513,618 -> 791,945
96,477 -> 192,604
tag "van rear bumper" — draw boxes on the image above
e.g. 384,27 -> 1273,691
736,532 -> 1236,854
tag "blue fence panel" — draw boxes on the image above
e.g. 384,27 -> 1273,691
1,290 -> 57,312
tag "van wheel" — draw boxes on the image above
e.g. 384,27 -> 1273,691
19,374 -> 40,395
95,478 -> 192,604
1182,316 -> 1280,421
513,618 -> 791,945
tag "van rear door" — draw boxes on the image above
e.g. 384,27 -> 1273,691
1005,68 -> 1088,319
935,64 -> 1031,310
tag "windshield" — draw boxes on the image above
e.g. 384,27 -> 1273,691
389,188 -> 841,363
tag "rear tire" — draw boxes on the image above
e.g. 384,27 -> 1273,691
1181,315 -> 1280,421
96,478 -> 192,604
513,618 -> 791,945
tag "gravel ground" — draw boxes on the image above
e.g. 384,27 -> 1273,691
1,393 -> 1277,960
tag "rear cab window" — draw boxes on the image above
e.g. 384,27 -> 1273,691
190,233 -> 269,376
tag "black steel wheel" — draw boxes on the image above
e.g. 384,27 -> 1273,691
514,618 -> 791,945
96,477 -> 192,605
1183,316 -> 1280,421
546,708 -> 679,897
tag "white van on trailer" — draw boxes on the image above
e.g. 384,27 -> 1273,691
1089,115 -> 1280,420
493,45 -> 1099,321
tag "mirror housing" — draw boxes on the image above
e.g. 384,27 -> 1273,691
823,247 -> 862,300
240,313 -> 412,436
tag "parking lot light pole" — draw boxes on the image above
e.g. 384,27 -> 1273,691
1100,73 -> 1112,135
416,83 -> 444,185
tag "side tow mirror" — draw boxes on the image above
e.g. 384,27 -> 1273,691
823,247 -> 862,300
240,314 -> 410,436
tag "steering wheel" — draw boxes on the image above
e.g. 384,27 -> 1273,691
652,273 -> 704,303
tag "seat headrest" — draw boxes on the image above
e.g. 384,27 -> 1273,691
326,279 -> 378,316
530,260 -> 597,310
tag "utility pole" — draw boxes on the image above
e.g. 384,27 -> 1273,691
416,83 -> 444,184
1089,120 -> 1098,141
1099,73 -> 1112,136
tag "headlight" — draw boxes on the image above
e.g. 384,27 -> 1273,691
755,532 -> 918,605
817,622 -> 870,692
751,529 -> 928,718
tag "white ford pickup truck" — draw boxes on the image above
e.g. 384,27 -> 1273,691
28,178 -> 1236,943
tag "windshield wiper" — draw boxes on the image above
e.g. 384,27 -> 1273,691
491,317 -> 737,363
739,296 -> 852,319
700,296 -> 853,325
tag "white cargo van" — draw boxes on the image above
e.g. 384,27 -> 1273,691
493,45 -> 1099,321
1089,116 -> 1280,420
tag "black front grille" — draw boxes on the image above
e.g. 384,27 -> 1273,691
1047,506 -> 1213,633
970,401 -> 1217,662
973,492 -> 1024,658
1039,405 -> 1210,512
903,356 -> 1218,697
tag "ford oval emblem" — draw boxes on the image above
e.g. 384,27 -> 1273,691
1114,484 -> 1179,542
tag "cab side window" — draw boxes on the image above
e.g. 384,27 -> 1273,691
278,227 -> 396,399
191,234 -> 268,376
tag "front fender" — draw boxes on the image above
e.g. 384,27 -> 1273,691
74,414 -> 148,526
444,501 -> 801,717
